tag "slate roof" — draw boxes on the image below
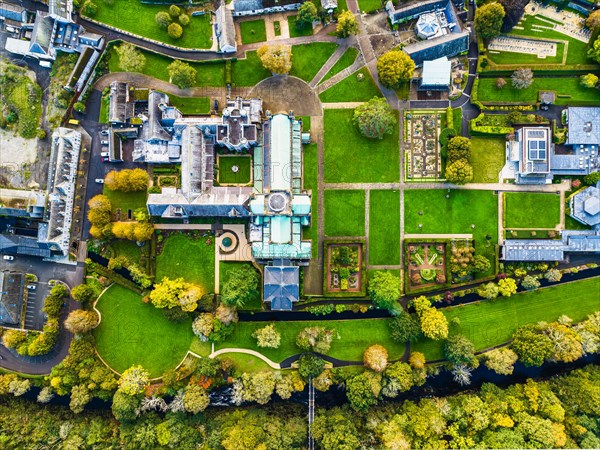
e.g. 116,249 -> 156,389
30,14 -> 55,55
0,272 -> 24,325
215,4 -> 236,52
404,31 -> 469,66
264,265 -> 299,311
569,183 -> 600,227
567,107 -> 600,145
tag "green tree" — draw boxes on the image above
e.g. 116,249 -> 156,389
168,22 -> 183,39
298,354 -> 325,379
155,11 -> 171,28
257,44 -> 292,75
580,73 -> 599,88
346,372 -> 380,411
368,270 -> 401,309
241,371 -> 276,404
584,171 -> 600,185
544,268 -> 562,283
169,4 -> 181,17
111,390 -> 141,421
118,365 -> 149,396
336,10 -> 359,37
445,158 -> 473,184
183,384 -> 209,413
252,324 -> 281,348
312,409 -> 361,450
353,97 -> 395,140
115,42 -> 146,73
82,1 -> 98,16
296,1 -> 318,28
377,50 -> 415,88
364,344 -> 389,372
168,60 -> 197,89
388,312 -> 421,343
73,102 -> 85,113
69,384 -> 91,414
511,68 -> 534,89
64,310 -> 100,334
511,324 -> 553,366
483,347 -> 518,375
221,265 -> 260,308
382,362 -> 414,397
473,255 -> 491,273
444,334 -> 476,365
446,136 -> 471,162
179,14 -> 190,26
296,327 -> 335,354
70,284 -> 95,303
475,2 -> 505,39
589,36 -> 600,63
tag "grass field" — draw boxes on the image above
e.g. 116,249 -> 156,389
357,0 -> 382,12
471,137 -> 505,183
302,143 -> 319,258
111,240 -> 143,266
156,233 -> 215,291
87,2 -> 212,49
94,284 -> 196,377
452,108 -> 462,135
504,192 -> 561,229
108,46 -> 225,87
368,190 -> 400,265
290,43 -> 338,82
288,15 -> 313,37
320,47 -> 359,83
218,155 -> 252,184
412,277 -> 600,360
216,318 -> 403,362
324,109 -> 399,183
319,68 -> 382,102
219,262 -> 262,311
240,19 -> 267,44
404,190 -> 498,276
477,77 -> 600,105
167,95 -> 210,114
324,190 -> 366,237
231,50 -> 272,86
103,188 -> 147,216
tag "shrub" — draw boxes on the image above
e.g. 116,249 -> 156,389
168,23 -> 183,39
155,11 -> 171,28
363,345 -> 388,372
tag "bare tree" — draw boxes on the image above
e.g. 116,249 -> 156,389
511,68 -> 534,89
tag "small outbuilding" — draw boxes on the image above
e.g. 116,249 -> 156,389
419,56 -> 451,91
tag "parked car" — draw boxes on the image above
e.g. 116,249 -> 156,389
95,178 -> 105,184
100,129 -> 109,136
27,284 -> 36,290
214,99 -> 219,112
100,151 -> 109,157
3,255 -> 14,261
102,157 -> 110,162
100,140 -> 109,145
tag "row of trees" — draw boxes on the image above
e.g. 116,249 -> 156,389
445,136 -> 474,184
104,168 -> 148,192
87,195 -> 154,241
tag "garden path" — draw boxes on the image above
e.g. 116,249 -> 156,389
309,40 -> 354,88
321,102 -> 365,109
316,55 -> 366,93
323,179 -> 571,192
403,234 -> 473,239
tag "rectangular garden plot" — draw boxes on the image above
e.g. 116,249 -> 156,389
404,111 -> 444,181
324,242 -> 366,296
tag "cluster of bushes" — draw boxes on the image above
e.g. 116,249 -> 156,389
306,303 -> 370,315
155,5 -> 191,40
1,284 -> 68,356
87,193 -> 154,242
444,136 -> 474,184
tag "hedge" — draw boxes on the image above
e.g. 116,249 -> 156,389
87,261 -> 143,294
446,106 -> 453,130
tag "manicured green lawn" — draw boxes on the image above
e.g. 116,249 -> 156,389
103,187 -> 147,216
324,109 -> 399,183
300,116 -> 311,131
88,2 -> 212,49
219,262 -> 262,311
452,108 -> 462,135
216,318 -> 404,362
504,192 -> 561,229
368,190 -> 400,265
156,233 -> 215,292
98,94 -> 109,124
358,0 -> 382,12
110,240 -> 143,265
231,50 -> 272,87
324,190 -> 366,237
404,190 -> 498,276
167,95 -> 210,115
108,45 -> 225,87
302,143 -> 319,258
565,214 -> 591,231
94,284 -> 196,377
319,68 -> 382,103
320,47 -> 359,83
412,277 -> 600,360
477,77 -> 600,105
290,43 -> 338,82
471,137 -> 505,183
239,19 -> 267,44
217,352 -> 273,375
218,155 -> 252,185
288,15 -> 313,37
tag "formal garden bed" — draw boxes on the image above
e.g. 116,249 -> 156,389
325,243 -> 364,295
406,242 -> 447,290
403,111 -> 444,180
217,155 -> 253,185
324,109 -> 399,183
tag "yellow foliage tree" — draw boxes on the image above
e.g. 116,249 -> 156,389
257,44 -> 292,75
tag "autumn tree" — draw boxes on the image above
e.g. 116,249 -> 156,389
69,384 -> 91,414
478,282 -> 499,300
221,265 -> 259,309
496,77 -> 507,89
115,43 -> 146,72
447,136 -> 471,162
498,277 -> 518,297
150,277 -> 204,312
511,68 -> 534,89
586,9 -> 600,30
364,345 -> 389,372
70,284 -> 95,304
118,365 -> 150,396
169,4 -> 181,17
382,362 -> 414,397
580,73 -> 598,88
296,327 -> 335,354
475,2 -> 505,39
257,44 -> 292,75
511,323 -> 553,366
412,296 -> 448,340
483,347 -> 518,375
368,269 -> 401,309
87,194 -> 112,238
377,49 -> 415,88
336,10 -> 359,37
409,351 -> 426,369
168,60 -> 197,89
168,22 -> 183,39
64,310 -> 100,334
445,158 -> 473,184
545,322 -> 583,363
252,324 -> 281,348
296,1 -> 318,28
240,371 -> 276,404
388,312 -> 421,343
444,334 -> 476,365
183,384 -> 210,413
105,168 -> 149,192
